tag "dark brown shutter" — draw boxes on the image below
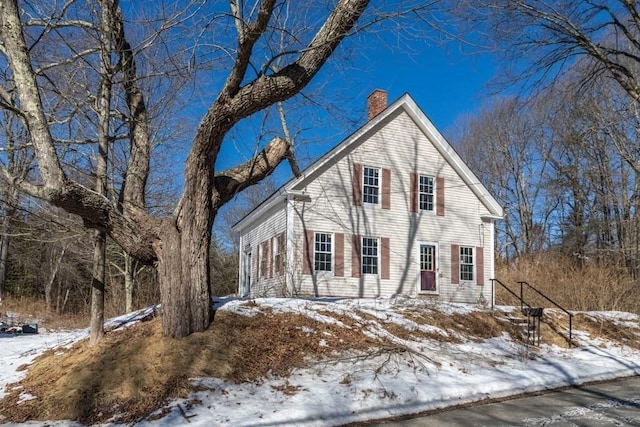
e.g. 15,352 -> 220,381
381,237 -> 390,279
451,244 -> 459,285
351,234 -> 361,278
334,233 -> 344,277
259,243 -> 265,278
436,176 -> 445,216
382,168 -> 391,210
278,232 -> 285,274
353,163 -> 362,206
410,172 -> 418,213
476,246 -> 484,285
303,230 -> 314,275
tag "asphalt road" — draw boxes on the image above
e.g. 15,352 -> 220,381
366,376 -> 640,426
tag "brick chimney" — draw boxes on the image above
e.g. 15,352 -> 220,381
367,89 -> 387,120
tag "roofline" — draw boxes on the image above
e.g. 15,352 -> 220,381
232,93 -> 503,233
400,96 -> 504,217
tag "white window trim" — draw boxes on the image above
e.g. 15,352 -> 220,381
361,236 -> 379,276
273,234 -> 282,276
314,232 -> 333,274
419,174 -> 435,213
460,246 -> 474,282
362,166 -> 380,205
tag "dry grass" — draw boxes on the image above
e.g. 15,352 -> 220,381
0,308 -> 384,424
0,296 -> 87,330
573,313 -> 640,350
0,299 -> 637,425
495,255 -> 640,314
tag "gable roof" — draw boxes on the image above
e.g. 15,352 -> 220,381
232,93 -> 504,233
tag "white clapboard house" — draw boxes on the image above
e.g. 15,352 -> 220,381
232,90 -> 503,303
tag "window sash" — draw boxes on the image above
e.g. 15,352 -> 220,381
363,167 -> 379,204
419,175 -> 434,211
260,241 -> 268,278
314,232 -> 332,272
420,245 -> 434,271
274,235 -> 282,275
362,237 -> 378,274
460,246 -> 474,281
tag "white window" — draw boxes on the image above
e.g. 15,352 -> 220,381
363,167 -> 379,204
460,246 -> 474,281
362,237 -> 378,275
419,175 -> 434,211
260,241 -> 268,278
314,232 -> 332,272
274,235 -> 282,275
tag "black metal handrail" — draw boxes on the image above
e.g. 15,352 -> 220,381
490,278 -> 533,311
518,281 -> 573,348
491,278 -> 541,346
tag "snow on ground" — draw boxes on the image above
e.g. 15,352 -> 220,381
1,297 -> 640,427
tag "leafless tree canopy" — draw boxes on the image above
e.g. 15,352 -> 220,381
455,1 -> 640,103
0,0 -> 442,337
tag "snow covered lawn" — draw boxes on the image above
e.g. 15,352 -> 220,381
1,297 -> 639,426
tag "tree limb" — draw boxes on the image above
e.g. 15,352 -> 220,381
213,136 -> 289,208
195,0 -> 370,174
225,0 -> 276,97
110,3 -> 152,212
0,0 -> 65,191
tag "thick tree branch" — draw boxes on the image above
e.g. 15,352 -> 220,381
111,3 -> 151,212
0,0 -> 65,191
213,136 -> 289,208
193,0 -> 370,174
226,0 -> 276,97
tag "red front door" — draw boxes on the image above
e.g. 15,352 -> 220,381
420,244 -> 436,292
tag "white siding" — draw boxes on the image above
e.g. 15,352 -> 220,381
289,111 -> 495,302
238,203 -> 287,297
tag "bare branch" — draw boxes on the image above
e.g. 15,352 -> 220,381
214,136 -> 289,208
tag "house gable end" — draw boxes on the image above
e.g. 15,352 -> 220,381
233,93 -> 503,234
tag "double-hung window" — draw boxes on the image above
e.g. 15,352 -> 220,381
363,167 -> 380,204
260,241 -> 268,278
460,246 -> 474,281
419,175 -> 434,212
274,234 -> 283,275
362,237 -> 378,275
314,232 -> 332,272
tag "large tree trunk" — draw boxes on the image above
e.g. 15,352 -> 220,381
0,0 -> 372,339
0,187 -> 18,303
155,215 -> 213,338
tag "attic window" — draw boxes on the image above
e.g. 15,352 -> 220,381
363,166 -> 379,204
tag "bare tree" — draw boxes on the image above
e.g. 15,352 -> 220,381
0,0 -> 439,337
456,97 -> 553,259
0,112 -> 33,304
457,1 -> 640,104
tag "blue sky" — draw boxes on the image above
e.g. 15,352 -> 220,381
211,40 -> 499,190
361,44 -> 497,134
